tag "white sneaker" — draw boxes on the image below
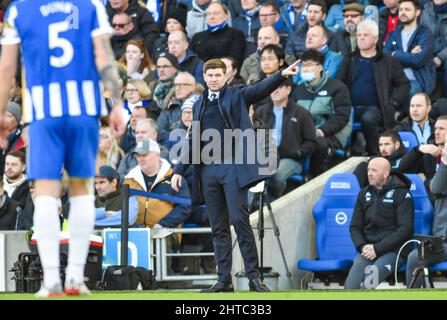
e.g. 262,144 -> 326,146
35,284 -> 65,298
64,279 -> 91,296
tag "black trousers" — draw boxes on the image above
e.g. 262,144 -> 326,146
355,106 -> 384,156
200,164 -> 260,283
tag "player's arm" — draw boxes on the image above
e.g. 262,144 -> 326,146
0,44 -> 19,114
93,34 -> 125,136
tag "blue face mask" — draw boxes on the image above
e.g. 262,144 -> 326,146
301,72 -> 315,82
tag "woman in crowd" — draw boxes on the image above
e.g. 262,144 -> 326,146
119,39 -> 156,84
124,79 -> 160,123
96,127 -> 125,172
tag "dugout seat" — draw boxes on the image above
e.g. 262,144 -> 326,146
398,132 -> 419,152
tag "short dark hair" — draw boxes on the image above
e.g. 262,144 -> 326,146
398,0 -> 421,10
221,56 -> 238,71
260,1 -> 280,14
437,115 -> 447,122
278,77 -> 294,88
380,130 -> 402,144
300,49 -> 324,65
203,58 -> 227,74
6,151 -> 26,165
260,44 -> 286,63
308,0 -> 327,14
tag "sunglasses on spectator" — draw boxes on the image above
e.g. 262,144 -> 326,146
112,22 -> 130,29
343,13 -> 361,18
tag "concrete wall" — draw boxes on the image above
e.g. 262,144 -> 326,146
231,157 -> 367,290
0,231 -> 29,292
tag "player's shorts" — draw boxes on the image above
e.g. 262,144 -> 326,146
27,116 -> 99,180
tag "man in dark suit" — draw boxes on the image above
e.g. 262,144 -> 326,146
171,58 -> 299,292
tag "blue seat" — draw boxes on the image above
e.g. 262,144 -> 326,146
288,155 -> 311,185
399,132 -> 419,152
298,174 -> 360,273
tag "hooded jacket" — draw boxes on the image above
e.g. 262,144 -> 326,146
186,0 -> 209,38
124,158 -> 191,227
350,172 -> 414,257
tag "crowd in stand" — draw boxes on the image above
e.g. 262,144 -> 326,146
1,0 -> 447,277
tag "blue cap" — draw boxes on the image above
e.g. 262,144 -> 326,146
97,165 -> 119,180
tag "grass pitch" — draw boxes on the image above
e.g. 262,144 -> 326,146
1,289 -> 447,300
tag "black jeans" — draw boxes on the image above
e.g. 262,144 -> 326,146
355,106 -> 384,156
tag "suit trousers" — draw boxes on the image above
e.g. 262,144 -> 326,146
200,163 -> 260,283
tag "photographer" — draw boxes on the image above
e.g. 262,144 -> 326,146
406,138 -> 447,288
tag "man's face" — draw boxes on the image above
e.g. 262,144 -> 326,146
367,158 -> 390,188
384,0 -> 399,10
257,27 -> 279,50
181,108 -> 193,127
241,0 -> 258,11
4,111 -> 18,132
110,0 -> 129,11
399,1 -> 419,25
135,123 -> 156,142
136,152 -> 160,174
156,57 -> 178,81
4,155 -> 25,181
207,3 -> 227,27
270,85 -> 291,104
168,32 -> 189,59
112,14 -> 133,36
379,136 -> 399,157
343,10 -> 363,33
259,6 -> 280,27
357,28 -> 378,51
221,58 -> 236,82
290,0 -> 307,10
435,119 -> 447,145
204,68 -> 227,91
174,75 -> 195,100
409,95 -> 431,123
260,50 -> 282,75
307,4 -> 325,27
130,107 -> 147,130
95,177 -> 117,198
305,26 -> 327,50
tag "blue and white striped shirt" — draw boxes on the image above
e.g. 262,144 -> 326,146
1,0 -> 113,123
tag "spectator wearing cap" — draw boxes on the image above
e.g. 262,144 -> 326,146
157,72 -> 203,147
3,151 -> 28,210
190,2 -> 246,68
150,53 -> 179,108
118,118 -> 168,180
106,0 -> 160,57
328,3 -> 365,56
0,101 -> 25,176
95,165 -> 138,228
151,4 -> 188,60
124,139 -> 192,228
168,31 -> 205,85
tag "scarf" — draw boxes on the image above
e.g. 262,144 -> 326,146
434,2 -> 447,14
207,20 -> 228,32
243,6 -> 260,22
154,81 -> 173,103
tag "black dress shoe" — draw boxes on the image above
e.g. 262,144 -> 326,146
248,278 -> 270,292
200,281 -> 234,293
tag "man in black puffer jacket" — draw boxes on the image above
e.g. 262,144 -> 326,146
345,157 -> 414,290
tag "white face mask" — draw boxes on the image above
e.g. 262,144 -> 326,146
301,71 -> 316,82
